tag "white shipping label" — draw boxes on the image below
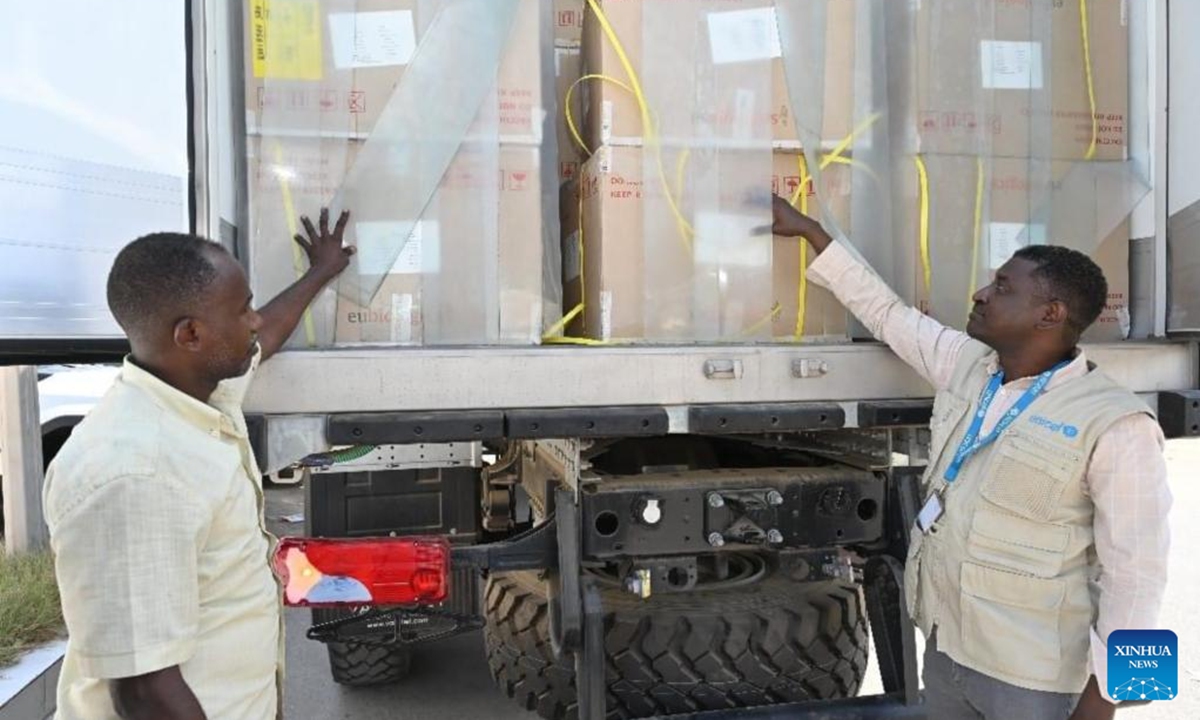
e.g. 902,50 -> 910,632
707,7 -> 783,65
601,101 -> 614,142
328,11 -> 417,69
354,220 -> 436,275
980,40 -> 1044,90
390,293 -> 414,343
694,212 -> 772,267
596,145 -> 612,175
988,222 -> 1047,269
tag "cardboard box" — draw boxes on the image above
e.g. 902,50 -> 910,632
904,156 -> 1130,341
248,137 -> 551,346
554,0 -> 585,46
556,46 -> 586,182
563,146 -> 851,342
769,152 -> 851,340
581,0 -> 855,151
913,0 -> 1129,160
247,0 -> 546,141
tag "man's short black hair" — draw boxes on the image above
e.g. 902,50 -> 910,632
1013,244 -> 1108,337
107,233 -> 227,341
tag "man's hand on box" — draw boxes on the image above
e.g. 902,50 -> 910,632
770,194 -> 833,254
295,208 -> 356,281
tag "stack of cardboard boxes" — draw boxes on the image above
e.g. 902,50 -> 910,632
560,0 -> 857,343
905,0 -> 1133,341
247,0 -> 556,346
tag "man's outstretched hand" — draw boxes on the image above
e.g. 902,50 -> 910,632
256,207 -> 356,361
295,208 -> 356,281
771,194 -> 834,254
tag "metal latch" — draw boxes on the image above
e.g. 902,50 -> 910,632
704,359 -> 743,380
791,358 -> 830,378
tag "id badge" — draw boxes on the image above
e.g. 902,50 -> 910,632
917,492 -> 944,534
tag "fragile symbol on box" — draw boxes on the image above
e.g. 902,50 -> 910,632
348,91 -> 366,114
508,171 -> 529,192
557,10 -> 581,28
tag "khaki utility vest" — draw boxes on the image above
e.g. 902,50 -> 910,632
904,341 -> 1152,692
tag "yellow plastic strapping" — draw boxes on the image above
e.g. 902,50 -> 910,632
585,0 -> 695,248
967,157 -> 984,324
741,303 -> 783,337
914,155 -> 932,298
564,73 -> 634,155
1080,0 -> 1099,160
271,141 -> 317,346
792,154 -> 811,340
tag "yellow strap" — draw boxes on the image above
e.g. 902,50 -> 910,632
565,73 -> 634,156
914,155 -> 932,298
967,156 -> 984,324
741,303 -> 783,338
821,113 -> 882,170
674,148 -> 690,203
542,335 -> 612,346
1079,0 -> 1098,160
792,154 -> 811,340
543,303 -> 584,340
271,141 -> 317,347
585,0 -> 694,248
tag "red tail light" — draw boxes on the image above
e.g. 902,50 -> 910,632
273,536 -> 451,607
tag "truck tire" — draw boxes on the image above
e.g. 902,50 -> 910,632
483,569 -> 869,720
313,609 -> 413,686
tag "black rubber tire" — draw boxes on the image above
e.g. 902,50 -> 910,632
314,609 -> 413,686
483,570 -> 870,720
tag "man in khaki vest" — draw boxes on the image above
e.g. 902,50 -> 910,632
771,197 -> 1172,720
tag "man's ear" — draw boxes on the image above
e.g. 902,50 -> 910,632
172,317 -> 203,352
1036,300 -> 1070,332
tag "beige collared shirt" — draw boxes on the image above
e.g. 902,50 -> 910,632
44,351 -> 282,720
808,240 -> 1172,701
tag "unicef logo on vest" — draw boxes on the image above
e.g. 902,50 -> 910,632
1108,630 -> 1178,701
1028,414 -> 1079,438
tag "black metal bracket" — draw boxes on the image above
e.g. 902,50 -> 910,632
577,578 -> 606,720
507,406 -> 669,438
306,606 -> 482,647
451,516 -> 558,573
863,556 -> 920,707
857,400 -> 934,428
548,487 -> 583,657
689,403 -> 845,434
1157,390 -> 1200,438
328,410 -> 505,444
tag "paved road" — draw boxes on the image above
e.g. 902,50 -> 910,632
266,438 -> 1200,720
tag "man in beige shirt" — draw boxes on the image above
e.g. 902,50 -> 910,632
43,209 -> 355,720
771,197 -> 1171,720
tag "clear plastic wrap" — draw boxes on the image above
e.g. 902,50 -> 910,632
640,0 -> 775,342
248,0 -> 560,347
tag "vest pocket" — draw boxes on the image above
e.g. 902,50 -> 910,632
979,432 -> 1082,521
967,508 -> 1071,578
960,562 -> 1065,683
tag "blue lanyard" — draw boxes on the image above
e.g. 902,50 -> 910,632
943,361 -> 1068,482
